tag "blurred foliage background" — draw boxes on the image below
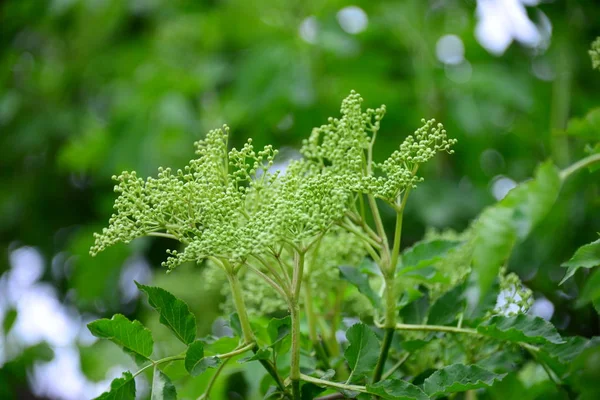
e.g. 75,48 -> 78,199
1,0 -> 600,399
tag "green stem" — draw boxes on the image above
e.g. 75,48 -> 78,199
300,373 -> 368,393
372,327 -> 394,384
303,283 -> 331,369
381,352 -> 410,381
198,358 -> 231,400
560,153 -> 600,180
290,304 -> 302,399
367,194 -> 390,260
226,272 -> 255,344
391,323 -> 540,353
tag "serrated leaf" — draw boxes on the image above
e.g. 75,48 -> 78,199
151,368 -> 177,400
136,282 -> 196,345
88,314 -> 153,365
94,371 -> 136,400
344,323 -> 380,382
470,162 -> 561,311
560,239 -> 600,284
339,265 -> 381,309
229,313 -> 242,338
367,379 -> 428,400
423,364 -> 506,397
538,336 -> 592,378
398,240 -> 462,275
477,314 -> 564,345
184,340 -> 221,376
238,347 -> 272,363
427,284 -> 465,326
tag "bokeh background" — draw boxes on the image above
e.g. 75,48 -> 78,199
1,0 -> 599,399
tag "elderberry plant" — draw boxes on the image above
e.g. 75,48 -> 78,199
88,40 -> 600,400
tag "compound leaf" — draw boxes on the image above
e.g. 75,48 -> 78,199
136,282 -> 196,345
477,314 -> 564,345
88,314 -> 153,365
94,371 -> 136,400
423,364 -> 506,397
151,368 -> 177,400
366,379 -> 428,400
344,323 -> 379,382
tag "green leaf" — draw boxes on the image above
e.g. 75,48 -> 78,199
339,265 -> 382,309
88,314 -> 153,365
423,364 -> 506,397
95,371 -> 136,400
470,161 -> 561,310
238,347 -> 272,363
184,340 -> 221,376
427,284 -> 465,326
267,316 -> 291,354
398,240 -> 462,275
477,314 -> 564,345
560,239 -> 600,284
538,336 -> 593,378
577,267 -> 600,306
344,323 -> 380,382
366,379 -> 428,400
151,368 -> 177,400
2,308 -> 17,335
136,282 -> 197,345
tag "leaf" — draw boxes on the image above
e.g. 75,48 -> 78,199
94,371 -> 136,400
470,162 -> 561,311
2,308 -> 17,335
577,267 -> 600,306
339,265 -> 382,309
151,368 -> 177,400
398,240 -> 462,275
344,323 -> 380,382
399,290 -> 429,324
560,239 -> 600,284
185,340 -> 221,376
366,379 -> 428,400
477,314 -> 564,345
267,316 -> 291,354
136,282 -> 197,345
538,336 -> 593,378
427,284 -> 465,326
423,364 -> 506,397
238,347 -> 272,363
88,314 -> 153,365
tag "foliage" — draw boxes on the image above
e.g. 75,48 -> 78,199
3,2 -> 600,399
88,83 -> 600,399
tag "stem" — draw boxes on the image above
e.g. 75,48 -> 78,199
290,304 -> 302,399
372,328 -> 394,384
303,283 -> 330,368
300,373 -> 368,393
147,232 -> 179,240
560,153 -> 600,180
199,358 -> 231,400
225,273 -> 255,344
367,195 -> 390,259
381,352 -> 410,381
245,263 -> 289,301
390,323 -> 540,353
292,250 -> 305,300
218,342 -> 256,359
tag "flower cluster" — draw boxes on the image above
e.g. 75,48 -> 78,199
301,91 -> 456,205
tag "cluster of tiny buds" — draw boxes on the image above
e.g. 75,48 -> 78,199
590,37 -> 600,71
